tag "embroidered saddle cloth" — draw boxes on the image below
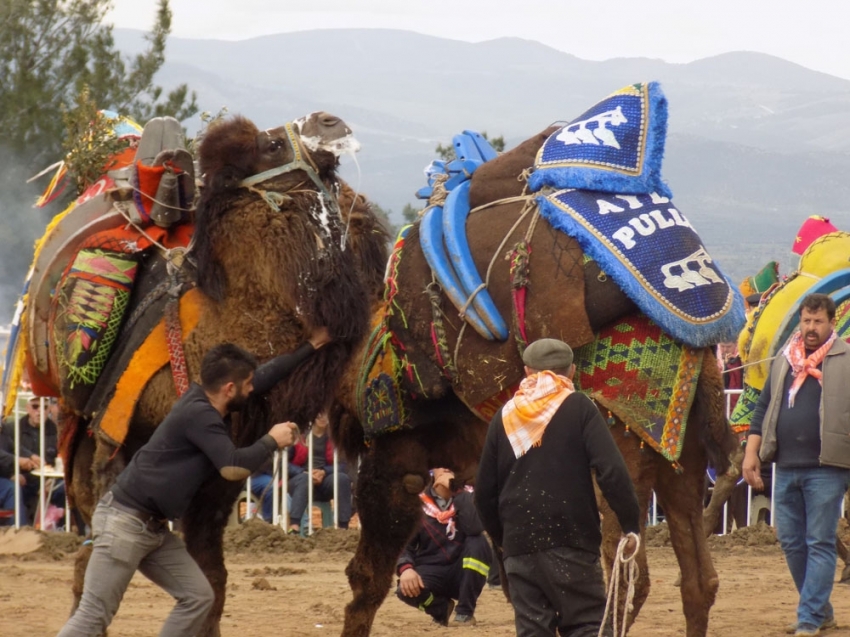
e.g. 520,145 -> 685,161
573,314 -> 704,463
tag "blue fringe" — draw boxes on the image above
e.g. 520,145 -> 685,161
536,195 -> 746,348
529,82 -> 672,198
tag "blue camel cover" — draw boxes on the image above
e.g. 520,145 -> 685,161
537,189 -> 746,347
529,82 -> 671,197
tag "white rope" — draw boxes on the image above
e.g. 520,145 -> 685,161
598,532 -> 641,637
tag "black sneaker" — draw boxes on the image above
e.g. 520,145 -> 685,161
452,613 -> 477,626
433,599 -> 455,627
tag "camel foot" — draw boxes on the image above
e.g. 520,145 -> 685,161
840,563 -> 850,583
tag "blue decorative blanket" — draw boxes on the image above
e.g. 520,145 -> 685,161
530,82 -> 671,197
537,189 -> 745,347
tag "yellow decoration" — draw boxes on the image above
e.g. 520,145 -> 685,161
98,288 -> 204,446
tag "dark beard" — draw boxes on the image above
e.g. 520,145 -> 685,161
225,393 -> 249,413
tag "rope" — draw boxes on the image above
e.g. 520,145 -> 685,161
599,533 -> 641,637
452,197 -> 540,368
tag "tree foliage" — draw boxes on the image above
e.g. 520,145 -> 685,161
0,0 -> 197,167
435,131 -> 506,162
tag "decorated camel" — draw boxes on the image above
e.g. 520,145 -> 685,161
331,83 -> 742,637
4,110 -> 388,636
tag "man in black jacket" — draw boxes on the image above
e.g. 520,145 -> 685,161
395,467 -> 491,626
57,330 -> 329,637
475,338 -> 640,637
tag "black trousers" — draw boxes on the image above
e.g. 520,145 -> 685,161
504,545 -> 611,637
396,534 -> 490,620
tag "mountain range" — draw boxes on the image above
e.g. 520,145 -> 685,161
116,28 -> 850,284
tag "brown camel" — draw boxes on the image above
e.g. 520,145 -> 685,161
60,112 -> 389,636
332,125 -> 735,637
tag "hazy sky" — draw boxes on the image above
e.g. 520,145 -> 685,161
109,0 -> 850,81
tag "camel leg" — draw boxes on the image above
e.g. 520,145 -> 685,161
183,478 -> 242,637
343,433 -> 428,637
703,445 -> 743,535
69,432 -> 124,616
655,460 -> 717,637
600,427 -> 655,631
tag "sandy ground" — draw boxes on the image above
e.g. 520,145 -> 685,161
3,521 -> 850,637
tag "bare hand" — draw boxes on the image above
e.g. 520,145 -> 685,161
268,422 -> 300,449
17,475 -> 26,486
742,452 -> 764,491
19,457 -> 36,472
399,568 -> 425,597
308,327 -> 332,350
30,455 -> 42,469
432,468 -> 454,500
312,469 -> 326,486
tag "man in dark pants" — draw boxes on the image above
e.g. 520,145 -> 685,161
475,338 -> 640,637
57,329 -> 329,637
744,293 -> 850,637
396,467 -> 490,626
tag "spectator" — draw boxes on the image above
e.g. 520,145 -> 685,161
717,341 -> 743,411
286,412 -> 351,533
743,293 -> 849,637
475,338 -> 640,637
15,396 -> 63,519
0,433 -> 35,526
396,468 -> 490,626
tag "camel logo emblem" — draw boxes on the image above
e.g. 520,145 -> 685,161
661,247 -> 724,292
556,106 -> 628,149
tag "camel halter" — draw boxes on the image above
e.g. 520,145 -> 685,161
238,122 -> 335,206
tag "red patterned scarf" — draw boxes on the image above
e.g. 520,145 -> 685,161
783,330 -> 836,407
420,493 -> 456,540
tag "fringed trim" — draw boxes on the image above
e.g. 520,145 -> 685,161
97,288 -> 203,446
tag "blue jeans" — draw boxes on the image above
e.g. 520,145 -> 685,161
249,473 -> 274,522
0,477 -> 28,526
288,471 -> 352,528
774,465 -> 850,628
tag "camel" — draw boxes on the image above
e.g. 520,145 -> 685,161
58,112 -> 389,636
331,124 -> 735,637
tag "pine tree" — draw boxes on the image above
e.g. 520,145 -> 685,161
0,0 -> 197,167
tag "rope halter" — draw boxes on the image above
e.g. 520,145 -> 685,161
238,122 -> 336,210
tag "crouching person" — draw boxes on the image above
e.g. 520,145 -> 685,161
395,467 -> 490,626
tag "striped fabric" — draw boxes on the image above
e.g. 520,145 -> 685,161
462,557 -> 490,577
501,371 -> 575,458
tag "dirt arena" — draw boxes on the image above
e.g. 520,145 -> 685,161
3,521 -> 850,637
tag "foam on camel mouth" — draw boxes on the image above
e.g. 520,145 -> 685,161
300,133 -> 361,157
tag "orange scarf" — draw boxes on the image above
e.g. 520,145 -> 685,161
420,493 -> 456,539
783,330 -> 836,408
501,370 -> 575,458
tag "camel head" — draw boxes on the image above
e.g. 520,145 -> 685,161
197,112 -> 357,193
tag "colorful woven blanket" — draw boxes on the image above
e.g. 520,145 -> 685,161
357,228 -> 416,440
573,314 -> 704,463
536,189 -> 745,348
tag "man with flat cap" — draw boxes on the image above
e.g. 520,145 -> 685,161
475,338 -> 641,637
